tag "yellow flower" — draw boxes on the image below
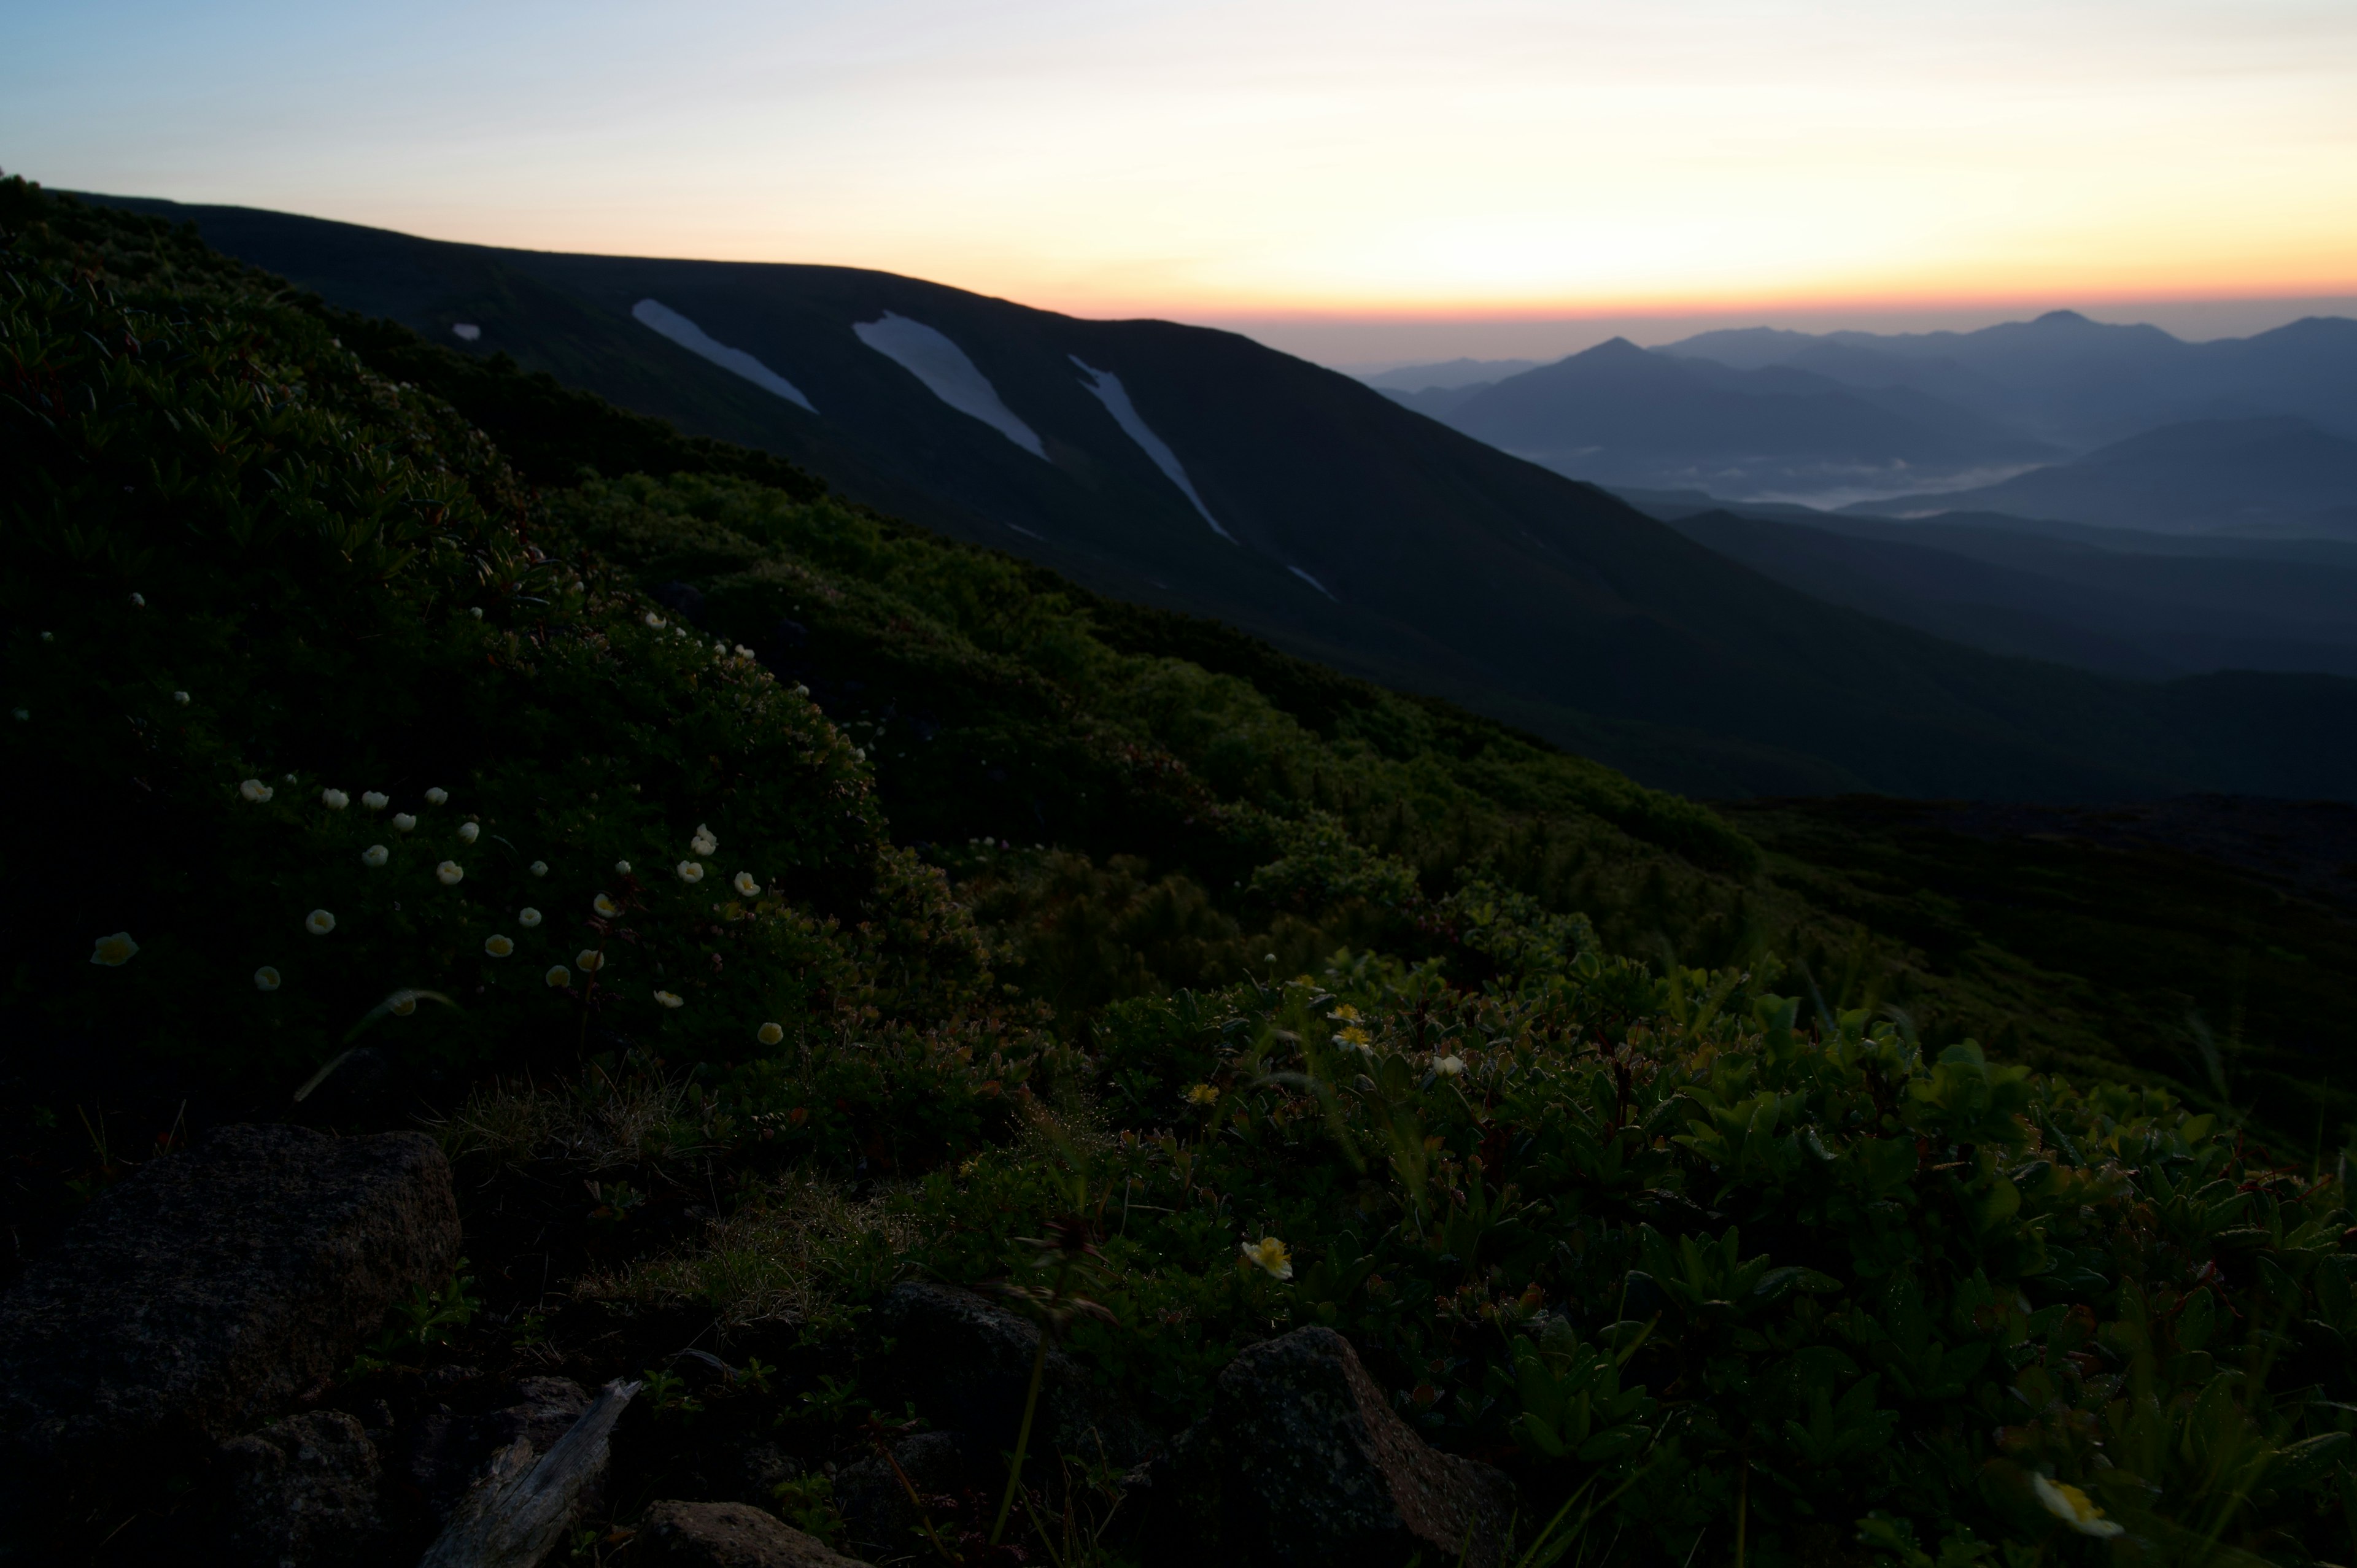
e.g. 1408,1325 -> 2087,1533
435,861 -> 464,886
519,907 -> 543,928
484,934 -> 514,957
545,965 -> 571,987
457,822 -> 480,844
239,778 -> 273,803
576,949 -> 604,972
733,871 -> 760,897
2032,1476 -> 2123,1538
1329,1003 -> 1361,1022
1433,1054 -> 1467,1077
362,844 -> 389,868
89,931 -> 139,967
306,910 -> 336,936
594,894 -> 621,917
1333,1025 -> 1371,1051
757,1021 -> 784,1046
321,788 -> 349,809
362,790 -> 389,810
254,966 -> 281,991
1186,1083 -> 1219,1106
676,860 -> 705,883
425,787 -> 449,806
1240,1237 -> 1293,1281
654,990 -> 684,1009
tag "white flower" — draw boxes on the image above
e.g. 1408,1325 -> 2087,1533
457,822 -> 480,844
644,611 -> 667,628
468,607 -> 483,619
322,788 -> 349,809
435,861 -> 463,885
390,993 -> 417,1016
393,813 -> 417,833
484,934 -> 514,957
519,907 -> 543,928
2032,1475 -> 2123,1538
676,860 -> 705,883
654,990 -> 684,1009
39,631 -> 52,642
1240,1237 -> 1294,1281
529,860 -> 548,878
545,965 -> 571,988
425,787 -> 449,806
254,966 -> 281,991
594,894 -> 620,917
852,748 -> 865,762
614,860 -> 631,875
285,773 -> 297,783
576,949 -> 604,971
10,708 -> 25,721
239,778 -> 274,803
129,592 -> 146,607
172,691 -> 190,706
90,932 -> 139,967
691,828 -> 718,855
757,1022 -> 784,1046
306,910 -> 336,935
362,844 -> 389,868
362,790 -> 389,810
732,871 -> 760,897
1433,1055 -> 1467,1078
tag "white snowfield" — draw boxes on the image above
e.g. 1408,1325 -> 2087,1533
1070,357 -> 1233,541
631,299 -> 816,413
1288,566 -> 1337,600
853,312 -> 1044,458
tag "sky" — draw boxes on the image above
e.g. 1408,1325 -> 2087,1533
7,0 -> 2356,365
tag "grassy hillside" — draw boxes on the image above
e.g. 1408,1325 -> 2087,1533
10,180 -> 2357,1567
75,191 -> 2357,805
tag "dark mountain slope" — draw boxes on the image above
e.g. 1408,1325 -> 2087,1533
69,190 -> 2357,802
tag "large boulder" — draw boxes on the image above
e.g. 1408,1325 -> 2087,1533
218,1410 -> 386,1568
0,1123 -> 460,1521
637,1499 -> 872,1567
1136,1326 -> 1516,1568
870,1282 -> 1155,1470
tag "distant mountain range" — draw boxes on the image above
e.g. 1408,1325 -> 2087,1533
72,191 -> 2357,803
1372,311 -> 2357,519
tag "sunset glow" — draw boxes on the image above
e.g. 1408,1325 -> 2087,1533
9,0 -> 2356,351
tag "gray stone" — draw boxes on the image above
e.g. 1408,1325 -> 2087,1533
219,1409 -> 385,1568
0,1124 -> 460,1524
831,1429 -> 964,1553
637,1499 -> 872,1567
1135,1326 -> 1515,1568
872,1282 -> 1155,1470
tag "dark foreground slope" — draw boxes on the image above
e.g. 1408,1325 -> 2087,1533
76,191 -> 2357,802
11,179 -> 2357,1568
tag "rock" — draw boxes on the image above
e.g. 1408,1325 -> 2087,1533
871,1282 -> 1155,1470
734,1440 -> 802,1507
219,1410 -> 386,1568
637,1499 -> 872,1567
831,1429 -> 964,1553
406,1376 -> 593,1519
1135,1326 -> 1515,1568
0,1124 -> 460,1524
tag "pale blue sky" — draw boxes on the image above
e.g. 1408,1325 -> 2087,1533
8,0 -> 2355,360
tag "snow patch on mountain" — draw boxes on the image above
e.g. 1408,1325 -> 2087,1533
1070,356 -> 1233,540
632,299 -> 815,412
854,312 -> 1043,457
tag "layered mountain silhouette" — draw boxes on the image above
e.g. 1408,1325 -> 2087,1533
1849,416 -> 2357,535
1388,337 -> 2054,495
75,191 -> 2357,801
